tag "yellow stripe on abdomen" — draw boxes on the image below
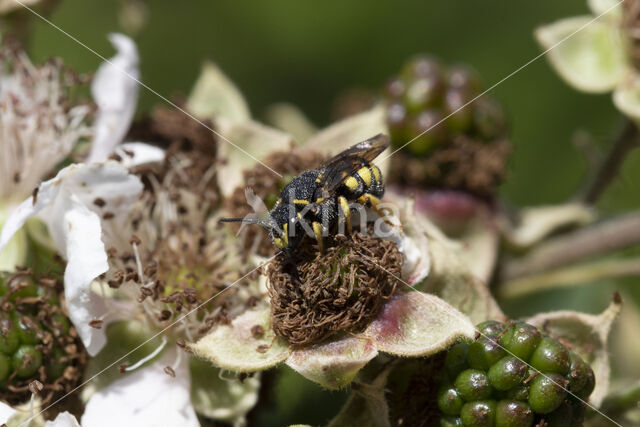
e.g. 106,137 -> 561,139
344,176 -> 359,191
357,167 -> 372,186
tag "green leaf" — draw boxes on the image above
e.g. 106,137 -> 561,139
189,357 -> 260,423
186,60 -> 250,123
535,16 -> 627,93
613,73 -> 640,123
364,292 -> 475,357
190,305 -> 289,372
527,295 -> 622,407
500,203 -> 596,251
286,336 -> 378,390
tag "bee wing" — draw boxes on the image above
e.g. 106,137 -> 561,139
316,134 -> 389,195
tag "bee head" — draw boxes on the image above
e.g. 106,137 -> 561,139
219,216 -> 290,250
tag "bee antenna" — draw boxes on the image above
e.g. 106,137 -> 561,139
219,217 -> 274,230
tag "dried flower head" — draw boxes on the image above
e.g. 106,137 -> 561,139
0,43 -> 90,201
267,230 -> 403,346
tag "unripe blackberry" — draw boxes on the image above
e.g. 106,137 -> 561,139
438,320 -> 595,427
384,54 -> 511,197
0,270 -> 87,405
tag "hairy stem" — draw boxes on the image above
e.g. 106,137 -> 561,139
501,211 -> 640,281
498,257 -> 640,299
583,118 -> 640,204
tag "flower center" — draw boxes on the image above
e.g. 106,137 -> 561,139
266,229 -> 403,346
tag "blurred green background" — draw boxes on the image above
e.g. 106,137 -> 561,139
11,0 -> 639,424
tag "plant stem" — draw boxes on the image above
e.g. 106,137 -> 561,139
498,257 -> 640,300
501,211 -> 640,281
600,381 -> 640,417
583,118 -> 640,204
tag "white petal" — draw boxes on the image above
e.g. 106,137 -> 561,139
535,16 -> 627,93
88,34 -> 140,163
0,162 -> 143,355
82,348 -> 199,427
116,142 -> 166,167
264,102 -> 317,143
60,196 -> 109,356
0,170 -> 63,253
0,401 -> 16,424
45,412 -> 81,427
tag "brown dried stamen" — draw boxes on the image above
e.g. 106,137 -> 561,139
388,135 -> 511,198
225,147 -> 328,256
266,231 -> 403,346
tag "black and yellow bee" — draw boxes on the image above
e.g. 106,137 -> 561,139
221,134 -> 390,252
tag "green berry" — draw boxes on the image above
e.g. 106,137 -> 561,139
51,313 -> 70,337
473,98 -> 506,140
460,400 -> 496,427
528,373 -> 567,414
13,313 -> 40,345
566,352 -> 589,394
440,416 -> 463,427
386,102 -> 408,146
444,88 -> 473,133
0,353 -> 10,381
0,316 -> 19,355
407,110 -> 447,156
468,335 -> 506,371
12,345 -> 43,378
529,338 -> 570,376
445,342 -> 469,379
476,321 -> 505,336
500,385 -> 529,401
438,385 -> 464,415
402,55 -> 443,81
447,66 -> 479,93
494,400 -> 533,427
385,77 -> 406,100
46,347 -> 67,380
404,77 -> 442,113
499,322 -> 541,362
455,369 -> 493,401
573,364 -> 595,399
488,357 -> 528,391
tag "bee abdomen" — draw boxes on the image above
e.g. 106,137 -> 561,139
342,164 -> 385,199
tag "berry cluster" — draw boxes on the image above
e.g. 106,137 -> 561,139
438,320 -> 595,427
384,55 -> 506,155
384,55 -> 511,197
0,271 -> 85,404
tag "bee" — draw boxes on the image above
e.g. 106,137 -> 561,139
221,134 -> 390,252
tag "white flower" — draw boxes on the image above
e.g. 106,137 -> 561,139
0,33 -> 140,269
535,0 -> 640,121
87,34 -> 140,164
82,347 -> 198,427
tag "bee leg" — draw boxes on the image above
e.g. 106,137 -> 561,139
312,221 -> 325,253
338,196 -> 352,235
357,193 -> 394,225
